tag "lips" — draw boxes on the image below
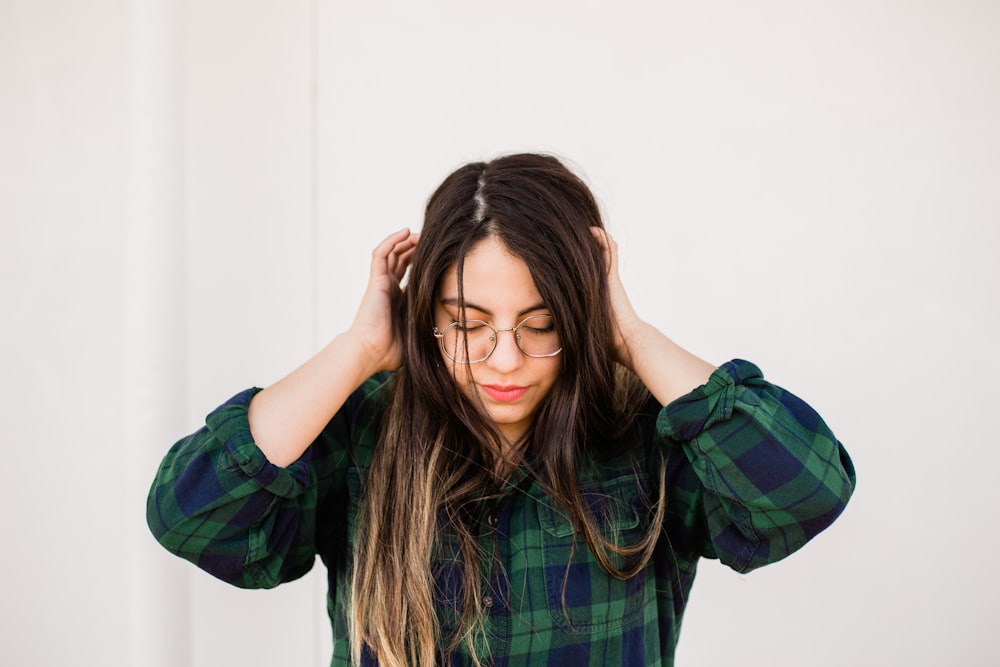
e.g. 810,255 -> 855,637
480,384 -> 530,403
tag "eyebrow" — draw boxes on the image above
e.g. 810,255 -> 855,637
439,297 -> 548,319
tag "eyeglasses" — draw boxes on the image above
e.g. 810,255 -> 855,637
433,314 -> 563,364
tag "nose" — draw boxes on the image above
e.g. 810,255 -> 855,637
486,327 -> 524,373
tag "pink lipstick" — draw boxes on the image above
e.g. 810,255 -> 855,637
481,384 -> 529,402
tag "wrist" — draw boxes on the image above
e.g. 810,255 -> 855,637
620,322 -> 715,405
342,327 -> 400,377
614,315 -> 647,370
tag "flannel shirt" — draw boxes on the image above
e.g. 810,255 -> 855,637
147,359 -> 855,666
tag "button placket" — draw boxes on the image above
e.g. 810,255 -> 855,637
482,502 -> 508,620
487,507 -> 500,615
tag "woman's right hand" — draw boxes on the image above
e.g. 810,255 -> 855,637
348,228 -> 420,374
248,228 -> 418,467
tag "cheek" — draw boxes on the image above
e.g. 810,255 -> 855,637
444,359 -> 477,396
535,358 -> 562,392
547,356 -> 563,380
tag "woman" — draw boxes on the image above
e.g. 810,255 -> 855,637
148,153 -> 855,666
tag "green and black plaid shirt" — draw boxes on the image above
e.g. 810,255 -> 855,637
148,359 -> 855,666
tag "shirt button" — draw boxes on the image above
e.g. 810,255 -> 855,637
487,514 -> 498,527
483,595 -> 493,609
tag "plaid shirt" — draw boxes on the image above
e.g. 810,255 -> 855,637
148,359 -> 855,666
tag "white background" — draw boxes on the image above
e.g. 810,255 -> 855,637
2,1 -> 998,665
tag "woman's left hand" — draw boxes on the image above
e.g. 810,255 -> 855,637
590,226 -> 716,404
590,227 -> 642,370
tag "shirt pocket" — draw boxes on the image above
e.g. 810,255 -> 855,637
537,474 -> 651,633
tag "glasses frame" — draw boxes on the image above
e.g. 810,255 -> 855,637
433,314 -> 563,364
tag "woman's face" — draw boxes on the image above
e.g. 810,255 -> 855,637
434,236 -> 561,444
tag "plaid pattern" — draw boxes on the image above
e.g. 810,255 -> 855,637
147,360 -> 855,666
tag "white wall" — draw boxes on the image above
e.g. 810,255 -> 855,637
1,1 -> 131,664
2,1 -> 997,665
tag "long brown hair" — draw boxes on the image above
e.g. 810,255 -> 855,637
350,154 -> 665,666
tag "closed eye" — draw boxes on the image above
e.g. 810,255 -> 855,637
453,320 -> 489,332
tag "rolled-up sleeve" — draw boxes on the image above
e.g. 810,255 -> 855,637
657,359 -> 855,573
146,387 -> 327,589
146,371 -> 389,589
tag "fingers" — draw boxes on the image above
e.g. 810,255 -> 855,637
388,232 -> 419,282
391,241 -> 419,282
589,226 -> 617,273
373,228 -> 420,283
372,227 -> 412,260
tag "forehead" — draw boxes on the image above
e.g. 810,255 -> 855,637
437,237 -> 544,314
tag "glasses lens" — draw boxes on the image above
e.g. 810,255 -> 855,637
438,315 -> 562,363
441,320 -> 495,363
516,315 -> 561,357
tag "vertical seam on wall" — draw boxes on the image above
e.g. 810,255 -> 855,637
308,0 -> 322,664
309,0 -> 320,354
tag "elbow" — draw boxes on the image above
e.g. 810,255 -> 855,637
744,452 -> 856,572
811,441 -> 857,536
145,483 -> 294,590
146,481 -> 182,555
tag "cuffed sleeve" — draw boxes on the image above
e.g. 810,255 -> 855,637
147,388 -> 325,589
147,375 -> 390,589
206,388 -> 313,498
658,359 -> 855,573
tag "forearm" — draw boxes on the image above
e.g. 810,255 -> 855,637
248,331 -> 382,467
619,320 -> 715,406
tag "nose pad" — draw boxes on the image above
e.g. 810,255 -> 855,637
487,329 -> 523,371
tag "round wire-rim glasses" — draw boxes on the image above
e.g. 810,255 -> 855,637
433,314 -> 563,364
